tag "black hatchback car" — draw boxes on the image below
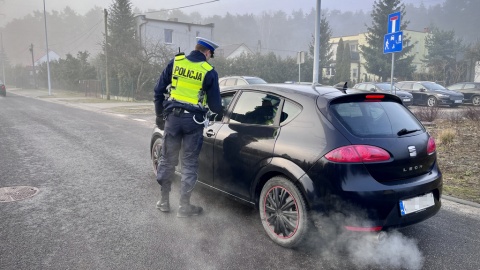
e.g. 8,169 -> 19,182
395,81 -> 464,107
352,82 -> 413,106
150,84 -> 442,248
446,82 -> 480,106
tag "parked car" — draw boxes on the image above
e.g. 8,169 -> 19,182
0,80 -> 5,97
446,82 -> 480,106
150,84 -> 442,248
219,76 -> 267,88
395,81 -> 464,107
352,82 -> 413,106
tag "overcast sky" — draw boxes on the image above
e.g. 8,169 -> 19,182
0,0 -> 443,26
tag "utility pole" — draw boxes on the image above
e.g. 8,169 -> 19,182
312,0 -> 322,84
104,9 -> 110,100
43,0 -> 52,95
29,44 -> 37,88
1,32 -> 5,85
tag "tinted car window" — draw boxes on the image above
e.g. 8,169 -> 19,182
402,83 -> 413,89
331,101 -> 424,138
225,79 -> 237,86
245,78 -> 267,84
365,84 -> 376,91
448,83 -> 463,90
210,92 -> 236,122
412,83 -> 424,90
280,100 -> 301,125
356,83 -> 367,90
236,79 -> 248,86
377,83 -> 399,91
464,83 -> 476,89
423,82 -> 446,90
230,91 -> 280,126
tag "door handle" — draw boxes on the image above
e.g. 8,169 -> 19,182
206,130 -> 215,137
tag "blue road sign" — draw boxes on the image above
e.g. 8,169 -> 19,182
384,31 -> 403,54
388,12 -> 401,34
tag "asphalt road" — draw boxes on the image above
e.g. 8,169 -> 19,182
1,93 -> 479,270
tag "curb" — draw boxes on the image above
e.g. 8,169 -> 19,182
443,195 -> 480,208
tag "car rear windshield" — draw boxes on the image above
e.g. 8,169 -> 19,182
330,101 -> 424,138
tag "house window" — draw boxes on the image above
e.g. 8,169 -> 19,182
326,65 -> 335,76
350,44 -> 358,52
164,29 -> 173,43
352,68 -> 358,78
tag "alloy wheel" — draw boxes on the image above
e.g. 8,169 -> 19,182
263,186 -> 299,238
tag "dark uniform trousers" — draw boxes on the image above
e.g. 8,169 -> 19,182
156,110 -> 204,200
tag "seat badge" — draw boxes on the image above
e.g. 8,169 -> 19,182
408,146 -> 417,157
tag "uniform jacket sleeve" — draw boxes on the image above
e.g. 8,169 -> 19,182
153,59 -> 174,116
203,69 -> 222,114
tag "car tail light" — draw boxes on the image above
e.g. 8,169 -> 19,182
427,137 -> 436,155
325,145 -> 391,163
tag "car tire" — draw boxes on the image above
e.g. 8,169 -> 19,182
151,137 -> 163,176
472,95 -> 480,106
259,176 -> 308,248
427,96 -> 437,107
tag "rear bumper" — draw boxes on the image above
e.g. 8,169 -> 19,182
307,161 -> 443,229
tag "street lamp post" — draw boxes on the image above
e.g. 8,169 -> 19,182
312,0 -> 321,84
43,0 -> 52,95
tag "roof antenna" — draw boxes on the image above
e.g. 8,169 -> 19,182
342,82 -> 348,92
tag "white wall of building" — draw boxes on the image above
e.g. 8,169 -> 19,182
136,15 -> 214,53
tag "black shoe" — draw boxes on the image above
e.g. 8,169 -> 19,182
177,204 -> 203,218
156,200 -> 170,212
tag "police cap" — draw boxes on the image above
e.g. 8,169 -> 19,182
196,37 -> 219,52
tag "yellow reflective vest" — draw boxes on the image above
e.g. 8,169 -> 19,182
170,54 -> 213,106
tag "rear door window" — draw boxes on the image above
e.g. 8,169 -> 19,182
331,101 -> 424,138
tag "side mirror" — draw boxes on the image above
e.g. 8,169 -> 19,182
370,88 -> 376,92
420,88 -> 426,92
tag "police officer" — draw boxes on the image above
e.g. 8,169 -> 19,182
154,37 -> 222,217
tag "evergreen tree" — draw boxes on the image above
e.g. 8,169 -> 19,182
340,43 -> 352,83
334,38 -> 344,83
360,0 -> 416,81
107,0 -> 139,96
424,26 -> 465,84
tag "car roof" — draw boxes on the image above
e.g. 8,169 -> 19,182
219,76 -> 261,80
220,83 -> 345,101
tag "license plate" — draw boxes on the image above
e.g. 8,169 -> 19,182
403,98 -> 411,102
399,193 -> 434,216
454,100 -> 462,103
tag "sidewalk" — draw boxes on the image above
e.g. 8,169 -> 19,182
8,88 -> 156,123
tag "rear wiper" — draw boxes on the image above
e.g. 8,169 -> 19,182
397,128 -> 421,136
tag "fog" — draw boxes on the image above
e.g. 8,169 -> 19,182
0,0 -> 445,27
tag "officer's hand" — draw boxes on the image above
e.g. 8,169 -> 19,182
156,116 -> 165,130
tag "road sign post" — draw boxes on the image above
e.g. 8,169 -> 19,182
385,12 -> 403,93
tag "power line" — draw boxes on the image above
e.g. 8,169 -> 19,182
144,0 -> 219,14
